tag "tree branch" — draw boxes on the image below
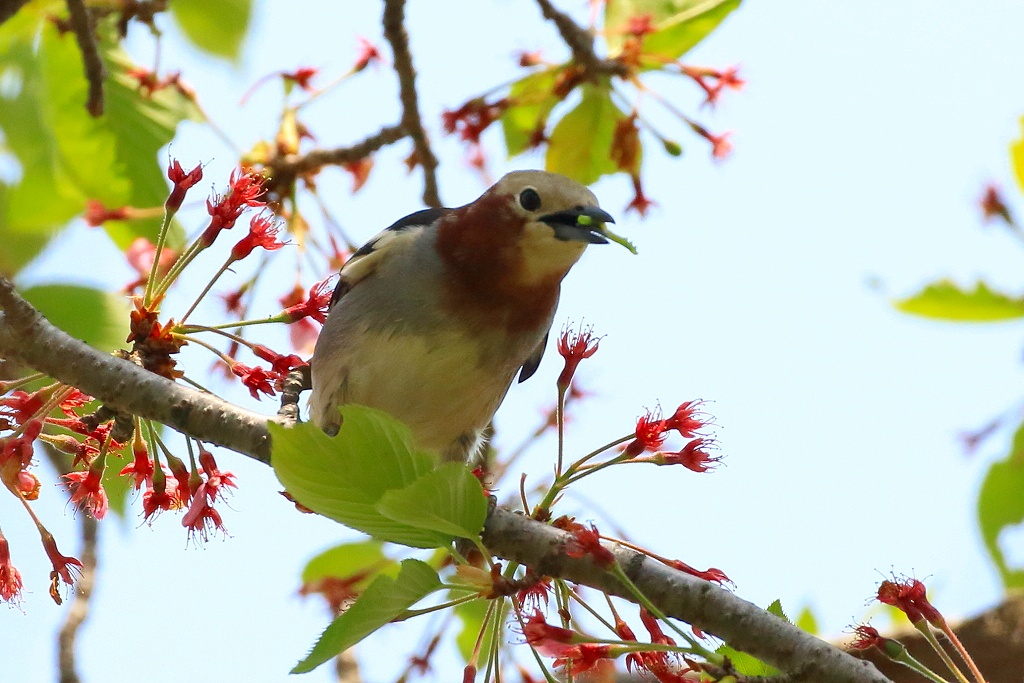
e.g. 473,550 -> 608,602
57,515 -> 97,683
65,0 -> 105,117
0,275 -> 889,682
0,0 -> 30,25
533,0 -> 629,79
382,0 -> 441,208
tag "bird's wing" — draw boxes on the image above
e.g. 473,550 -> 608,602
517,330 -> 549,383
329,207 -> 447,308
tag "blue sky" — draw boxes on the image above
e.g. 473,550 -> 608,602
5,1 -> 1024,681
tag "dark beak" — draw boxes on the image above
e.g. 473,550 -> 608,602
540,206 -> 616,244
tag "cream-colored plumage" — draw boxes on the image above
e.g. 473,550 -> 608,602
310,171 -> 613,461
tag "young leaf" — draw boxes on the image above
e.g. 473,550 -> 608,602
292,559 -> 443,673
301,540 -> 398,587
894,280 -> 1024,321
502,68 -> 562,157
376,463 -> 488,540
270,406 -> 457,548
169,0 -> 253,61
605,0 -> 742,62
546,84 -> 625,185
977,445 -> 1024,590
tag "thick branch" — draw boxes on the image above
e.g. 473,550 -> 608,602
0,275 -> 889,682
0,277 -> 275,462
65,0 -> 105,117
57,515 -> 97,683
382,0 -> 441,208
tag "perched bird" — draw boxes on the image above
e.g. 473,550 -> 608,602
309,170 -> 615,461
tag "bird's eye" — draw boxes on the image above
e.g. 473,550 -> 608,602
519,188 -> 542,211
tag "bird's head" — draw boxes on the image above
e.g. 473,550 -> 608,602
438,170 -> 616,287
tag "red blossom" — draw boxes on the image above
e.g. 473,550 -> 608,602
164,453 -> 194,504
57,389 -> 93,416
201,169 -> 267,247
352,37 -> 383,72
517,50 -> 544,67
666,559 -> 730,585
64,460 -> 109,519
521,610 -> 577,649
142,473 -> 179,523
17,470 -> 40,499
556,323 -> 600,391
282,66 -> 318,91
299,567 -> 375,614
120,440 -> 154,491
552,643 -> 615,677
281,277 -> 333,324
562,522 -> 615,568
0,531 -> 23,604
343,157 -> 374,193
624,409 -> 669,457
230,213 -> 287,261
221,285 -> 248,317
664,400 -> 709,438
83,200 -> 133,227
639,607 -> 675,646
166,159 -> 204,211
253,345 -> 306,377
198,449 -> 237,502
680,64 -> 745,107
624,13 -> 656,37
41,532 -> 82,587
688,121 -> 732,160
1,418 -> 44,468
657,438 -> 720,473
181,490 -> 227,542
626,174 -> 656,217
850,624 -> 884,650
876,577 -> 944,627
232,363 -> 277,400
980,183 -> 1015,225
0,390 -> 44,426
515,576 -> 552,612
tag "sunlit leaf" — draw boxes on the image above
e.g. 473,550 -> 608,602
169,0 -> 252,61
292,559 -> 442,673
605,0 -> 741,61
502,68 -> 562,157
376,464 -> 487,540
301,540 -> 397,586
546,84 -> 625,185
978,438 -> 1024,589
894,280 -> 1024,321
270,406 -> 455,548
795,606 -> 819,635
1012,116 -> 1024,195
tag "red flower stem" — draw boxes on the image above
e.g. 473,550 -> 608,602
938,623 -> 988,683
555,386 -> 566,478
143,209 -> 177,307
177,258 -> 236,326
916,624 -> 971,683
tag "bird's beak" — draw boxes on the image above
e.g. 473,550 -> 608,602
540,206 -> 616,244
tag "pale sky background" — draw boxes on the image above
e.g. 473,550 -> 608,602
5,1 -> 1024,682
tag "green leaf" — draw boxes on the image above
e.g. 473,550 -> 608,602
100,449 -> 133,519
765,598 -> 789,622
292,559 -> 442,673
0,12 -> 197,273
795,606 -> 819,635
1012,116 -> 1024,195
715,644 -> 779,677
169,0 -> 252,61
605,0 -> 742,61
546,84 -> 625,185
894,280 -> 1024,322
978,441 -> 1024,589
21,284 -> 130,352
376,463 -> 488,539
502,68 -> 563,157
270,406 -> 456,548
301,540 -> 398,586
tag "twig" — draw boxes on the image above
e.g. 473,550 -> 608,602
533,0 -> 629,78
0,275 -> 891,683
65,0 -> 105,117
264,124 -> 406,201
57,515 -> 98,683
382,0 -> 441,208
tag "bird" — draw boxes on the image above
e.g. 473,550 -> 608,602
309,170 -> 615,462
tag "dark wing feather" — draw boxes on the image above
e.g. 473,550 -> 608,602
517,330 -> 548,383
328,207 -> 447,310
